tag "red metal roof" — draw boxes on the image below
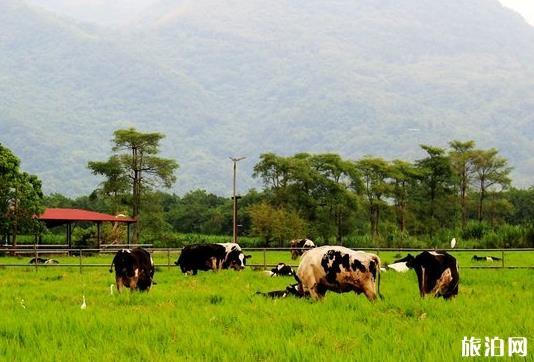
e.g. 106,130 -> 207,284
38,208 -> 136,223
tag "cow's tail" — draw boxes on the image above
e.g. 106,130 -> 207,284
109,253 -> 117,273
377,265 -> 383,300
374,256 -> 384,300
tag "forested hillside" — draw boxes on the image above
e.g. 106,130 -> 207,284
1,0 -> 533,196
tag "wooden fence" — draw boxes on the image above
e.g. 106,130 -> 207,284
0,246 -> 533,272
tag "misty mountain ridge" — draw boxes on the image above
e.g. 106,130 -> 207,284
1,0 -> 533,196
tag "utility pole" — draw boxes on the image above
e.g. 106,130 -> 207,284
230,156 -> 246,244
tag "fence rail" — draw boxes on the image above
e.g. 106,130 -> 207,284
1,246 -> 533,271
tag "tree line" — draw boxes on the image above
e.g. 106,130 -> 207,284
1,129 -> 533,248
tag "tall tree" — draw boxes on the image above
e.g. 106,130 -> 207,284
248,202 -> 307,246
471,148 -> 512,222
355,156 -> 391,240
416,145 -> 455,237
505,187 -> 534,225
87,155 -> 129,213
389,160 -> 419,233
448,140 -> 476,229
253,153 -> 293,207
0,144 -> 43,246
88,128 -> 178,241
310,154 -> 360,244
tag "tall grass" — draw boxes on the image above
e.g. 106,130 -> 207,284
0,256 -> 532,361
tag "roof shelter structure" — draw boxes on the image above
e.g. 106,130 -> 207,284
37,208 -> 136,248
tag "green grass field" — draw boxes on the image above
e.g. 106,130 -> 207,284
0,252 -> 532,361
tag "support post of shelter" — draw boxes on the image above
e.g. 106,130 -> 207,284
67,223 -> 72,249
127,223 -> 131,247
97,222 -> 102,250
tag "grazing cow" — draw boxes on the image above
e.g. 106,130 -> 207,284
268,263 -> 295,277
290,239 -> 316,260
29,257 -> 59,264
472,255 -> 501,262
175,243 -> 251,275
394,251 -> 459,299
109,248 -> 155,292
296,246 -> 382,301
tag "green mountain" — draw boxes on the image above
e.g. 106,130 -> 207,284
1,0 -> 533,196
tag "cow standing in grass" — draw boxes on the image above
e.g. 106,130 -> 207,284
393,251 -> 459,299
109,248 -> 155,292
176,243 -> 251,275
296,246 -> 382,301
290,239 -> 315,260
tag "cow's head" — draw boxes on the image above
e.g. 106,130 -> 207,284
225,250 -> 251,270
290,239 -> 315,260
388,254 -> 416,272
289,239 -> 302,260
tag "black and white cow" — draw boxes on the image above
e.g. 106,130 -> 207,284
109,247 -> 155,292
268,263 -> 295,277
256,283 -> 305,299
175,242 -> 251,275
393,251 -> 459,299
296,246 -> 382,301
472,255 -> 501,262
29,257 -> 59,264
290,239 -> 316,260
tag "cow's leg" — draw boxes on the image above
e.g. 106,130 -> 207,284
210,257 -> 219,271
298,271 -> 318,299
128,268 -> 139,290
416,267 -> 426,297
116,277 -> 124,293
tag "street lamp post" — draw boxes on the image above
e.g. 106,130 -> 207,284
230,156 -> 246,244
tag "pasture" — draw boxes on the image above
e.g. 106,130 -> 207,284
0,251 -> 532,361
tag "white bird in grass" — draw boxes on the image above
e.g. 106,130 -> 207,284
80,295 -> 87,310
110,284 -> 115,296
450,237 -> 457,249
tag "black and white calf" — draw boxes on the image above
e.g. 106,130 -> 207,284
290,239 -> 315,260
256,283 -> 305,299
472,255 -> 501,262
176,243 -> 251,275
393,251 -> 459,299
268,263 -> 295,277
296,246 -> 382,301
29,257 -> 59,264
109,247 -> 155,292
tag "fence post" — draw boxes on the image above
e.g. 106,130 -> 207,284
502,250 -> 505,268
34,243 -> 38,272
168,248 -> 170,270
263,248 -> 266,270
79,249 -> 82,274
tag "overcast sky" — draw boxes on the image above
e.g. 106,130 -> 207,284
498,0 -> 534,25
26,1 -> 534,27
